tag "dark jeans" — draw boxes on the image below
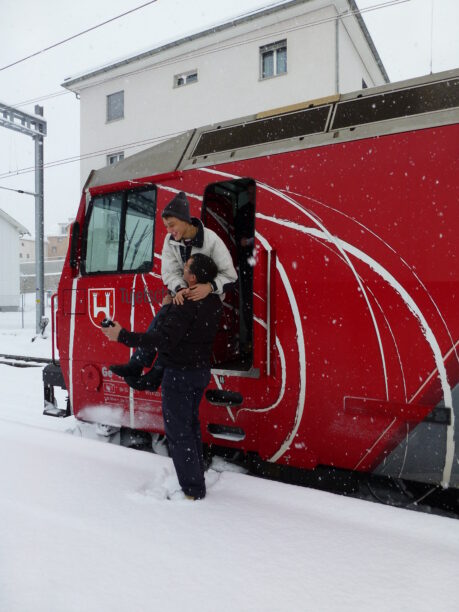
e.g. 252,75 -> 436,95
161,368 -> 211,498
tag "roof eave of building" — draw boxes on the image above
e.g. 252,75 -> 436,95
0,208 -> 30,235
348,0 -> 389,82
62,0 -> 388,89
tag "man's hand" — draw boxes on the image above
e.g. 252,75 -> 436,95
187,283 -> 212,301
173,288 -> 189,305
101,321 -> 122,342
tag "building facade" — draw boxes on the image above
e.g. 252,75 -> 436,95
0,209 -> 29,310
19,237 -> 35,261
46,220 -> 72,259
18,220 -> 74,293
63,0 -> 388,185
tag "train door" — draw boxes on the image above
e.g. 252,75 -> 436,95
202,178 -> 256,370
68,185 -> 158,424
200,178 -> 286,453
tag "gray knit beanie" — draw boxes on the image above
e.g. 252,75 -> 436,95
161,192 -> 191,223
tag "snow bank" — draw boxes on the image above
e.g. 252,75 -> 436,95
0,419 -> 458,612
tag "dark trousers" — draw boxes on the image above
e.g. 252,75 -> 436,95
161,368 -> 211,498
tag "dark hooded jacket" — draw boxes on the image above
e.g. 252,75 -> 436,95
118,294 -> 222,370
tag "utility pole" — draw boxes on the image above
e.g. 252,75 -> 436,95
0,101 -> 47,334
34,105 -> 45,335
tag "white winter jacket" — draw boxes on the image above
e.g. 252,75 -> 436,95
161,218 -> 237,295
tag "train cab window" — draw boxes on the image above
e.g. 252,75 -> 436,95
202,178 -> 255,370
123,190 -> 156,271
84,193 -> 122,273
83,188 -> 156,274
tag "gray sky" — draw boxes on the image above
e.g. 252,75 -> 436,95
0,0 -> 458,236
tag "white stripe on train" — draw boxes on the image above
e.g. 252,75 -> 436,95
197,168 -> 454,487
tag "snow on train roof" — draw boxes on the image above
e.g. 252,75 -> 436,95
86,130 -> 195,189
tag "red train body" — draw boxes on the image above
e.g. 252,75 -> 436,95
51,69 -> 459,488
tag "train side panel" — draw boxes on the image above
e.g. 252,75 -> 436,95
56,122 -> 458,487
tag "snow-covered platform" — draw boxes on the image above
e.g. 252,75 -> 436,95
0,417 -> 458,612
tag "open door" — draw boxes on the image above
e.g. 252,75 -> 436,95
202,178 -> 256,371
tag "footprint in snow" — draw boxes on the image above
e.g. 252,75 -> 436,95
129,468 -> 221,502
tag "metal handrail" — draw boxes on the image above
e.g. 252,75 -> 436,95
51,292 -> 58,364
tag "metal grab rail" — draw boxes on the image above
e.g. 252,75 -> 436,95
51,292 -> 58,364
266,249 -> 276,377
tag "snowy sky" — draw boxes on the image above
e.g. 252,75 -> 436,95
0,0 -> 458,235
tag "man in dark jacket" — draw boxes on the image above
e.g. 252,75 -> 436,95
102,253 -> 222,500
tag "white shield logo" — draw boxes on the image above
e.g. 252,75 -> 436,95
88,288 -> 115,328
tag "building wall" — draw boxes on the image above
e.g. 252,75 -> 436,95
19,238 -> 35,261
47,235 -> 70,259
20,259 -> 65,294
0,218 -> 20,310
338,17 -> 375,92
75,1 -> 386,184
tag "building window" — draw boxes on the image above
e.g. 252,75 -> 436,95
260,40 -> 287,79
107,91 -> 124,122
19,253 -> 23,258
26,254 -> 30,259
174,70 -> 198,88
362,78 -> 368,89
107,152 -> 125,166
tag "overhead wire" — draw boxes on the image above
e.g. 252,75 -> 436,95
0,128 -> 188,180
0,0 -> 410,181
13,91 -> 69,107
0,0 -> 159,72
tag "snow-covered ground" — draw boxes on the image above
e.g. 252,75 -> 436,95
1,297 -> 459,612
0,294 -> 55,359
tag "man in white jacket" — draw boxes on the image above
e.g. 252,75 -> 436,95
110,191 -> 237,380
161,191 -> 237,304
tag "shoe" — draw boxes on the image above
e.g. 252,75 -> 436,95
184,491 -> 206,501
109,362 -> 143,378
167,490 -> 205,501
125,365 -> 164,391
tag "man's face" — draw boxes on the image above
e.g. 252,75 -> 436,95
183,258 -> 196,286
163,216 -> 189,241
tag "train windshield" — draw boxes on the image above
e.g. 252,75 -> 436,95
202,178 -> 256,370
83,187 -> 156,274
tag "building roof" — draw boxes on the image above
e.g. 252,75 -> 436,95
62,0 -> 388,89
0,208 -> 29,235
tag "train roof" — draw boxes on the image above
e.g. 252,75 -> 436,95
86,68 -> 459,192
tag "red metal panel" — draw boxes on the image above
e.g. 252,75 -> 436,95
88,171 -> 183,196
55,121 -> 459,479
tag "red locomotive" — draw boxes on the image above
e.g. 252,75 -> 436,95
45,68 -> 459,492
